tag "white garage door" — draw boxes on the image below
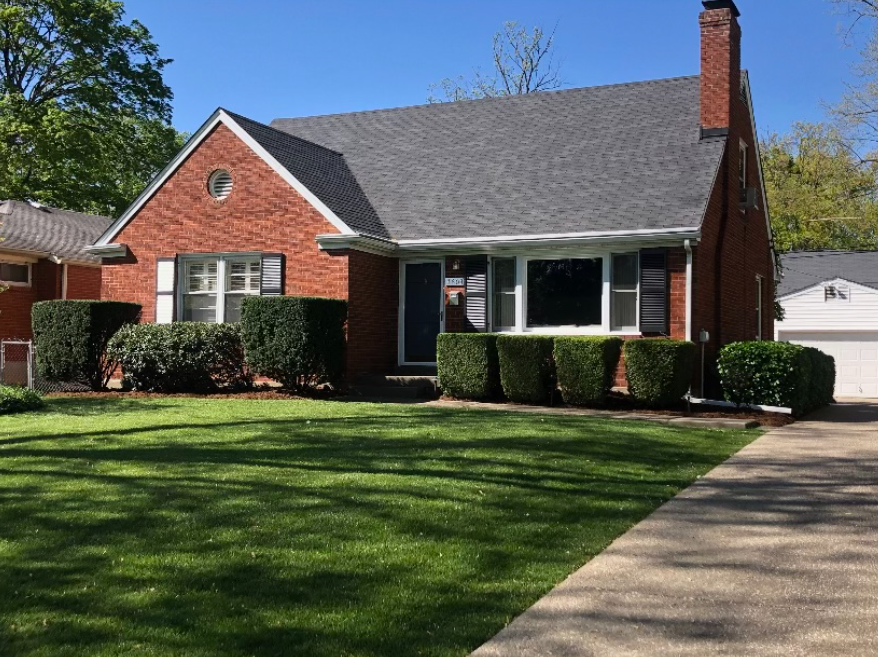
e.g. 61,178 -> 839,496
779,332 -> 878,398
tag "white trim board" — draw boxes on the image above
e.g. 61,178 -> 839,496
92,109 -> 356,250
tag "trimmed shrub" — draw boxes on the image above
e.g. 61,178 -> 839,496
623,339 -> 696,407
718,341 -> 835,416
554,336 -> 623,405
32,300 -> 141,390
241,296 -> 347,391
107,323 -> 252,393
497,335 -> 555,404
804,347 -> 836,411
437,333 -> 500,400
0,385 -> 44,414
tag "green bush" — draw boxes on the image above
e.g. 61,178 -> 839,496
554,337 -> 623,405
107,323 -> 252,393
718,341 -> 835,415
241,296 -> 347,391
437,333 -> 500,400
32,300 -> 141,390
623,339 -> 696,407
804,347 -> 836,411
497,335 -> 555,404
0,385 -> 44,414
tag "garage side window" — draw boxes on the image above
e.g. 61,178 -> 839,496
0,261 -> 30,286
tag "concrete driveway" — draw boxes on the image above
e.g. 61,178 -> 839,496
471,402 -> 878,657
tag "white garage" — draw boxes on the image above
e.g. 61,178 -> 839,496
776,251 -> 878,400
777,332 -> 878,398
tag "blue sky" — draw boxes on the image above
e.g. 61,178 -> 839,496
124,0 -> 864,137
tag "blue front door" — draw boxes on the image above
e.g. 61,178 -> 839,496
404,262 -> 442,363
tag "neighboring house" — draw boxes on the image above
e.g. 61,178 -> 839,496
776,251 -> 878,398
89,0 -> 774,393
0,200 -> 110,341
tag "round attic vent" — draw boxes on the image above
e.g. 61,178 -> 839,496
208,169 -> 233,200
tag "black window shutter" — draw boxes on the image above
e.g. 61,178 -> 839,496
464,255 -> 488,332
155,256 -> 177,324
260,253 -> 285,296
639,249 -> 668,334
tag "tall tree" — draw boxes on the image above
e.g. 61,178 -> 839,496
761,122 -> 878,252
0,0 -> 183,216
428,21 -> 562,103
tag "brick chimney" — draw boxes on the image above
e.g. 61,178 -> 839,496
700,0 -> 741,130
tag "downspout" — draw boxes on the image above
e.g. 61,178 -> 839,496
684,239 -> 693,342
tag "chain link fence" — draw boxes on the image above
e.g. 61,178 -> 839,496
0,340 -> 90,393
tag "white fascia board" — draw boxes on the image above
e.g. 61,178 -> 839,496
778,277 -> 878,302
94,108 -> 356,248
0,248 -> 41,264
316,233 -> 398,256
84,243 -> 129,258
743,72 -> 778,270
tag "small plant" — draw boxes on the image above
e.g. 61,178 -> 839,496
554,336 -> 623,405
32,300 -> 141,390
623,339 -> 696,407
241,296 -> 347,391
108,323 -> 252,393
497,335 -> 555,403
0,385 -> 44,414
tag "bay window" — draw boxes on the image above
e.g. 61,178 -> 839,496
181,255 -> 260,323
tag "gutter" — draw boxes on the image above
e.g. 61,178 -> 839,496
84,243 -> 129,258
317,227 -> 702,255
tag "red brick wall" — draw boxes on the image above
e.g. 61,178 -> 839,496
65,265 -> 102,300
100,122 -> 399,380
693,5 -> 775,397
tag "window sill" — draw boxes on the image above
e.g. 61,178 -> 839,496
493,327 -> 642,337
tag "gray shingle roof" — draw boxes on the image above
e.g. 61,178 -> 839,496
779,251 -> 878,297
0,200 -> 113,263
225,110 -> 389,239
267,75 -> 725,241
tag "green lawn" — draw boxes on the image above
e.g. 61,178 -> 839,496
0,397 -> 758,657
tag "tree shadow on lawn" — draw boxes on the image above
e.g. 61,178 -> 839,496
0,406 -> 754,657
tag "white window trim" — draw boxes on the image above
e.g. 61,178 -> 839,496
0,260 -> 32,287
493,252 -> 641,336
611,253 -> 640,332
490,256 -> 517,332
756,274 -> 764,341
178,252 -> 261,323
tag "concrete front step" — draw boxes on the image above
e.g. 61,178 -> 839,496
349,374 -> 440,399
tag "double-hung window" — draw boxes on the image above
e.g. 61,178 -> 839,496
492,258 -> 516,330
755,275 -> 763,340
182,255 -> 260,323
611,254 -> 638,330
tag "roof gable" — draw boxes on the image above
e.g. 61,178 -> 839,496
779,251 -> 878,297
93,109 -> 361,248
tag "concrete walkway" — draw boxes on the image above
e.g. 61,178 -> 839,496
471,402 -> 878,657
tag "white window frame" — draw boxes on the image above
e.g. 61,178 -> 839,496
490,256 -> 517,332
610,253 -> 640,332
756,274 -> 763,341
178,253 -> 261,323
484,252 -> 640,336
0,260 -> 32,287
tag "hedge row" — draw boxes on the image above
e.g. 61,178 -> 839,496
437,334 -> 695,407
34,297 -> 348,393
717,341 -> 835,415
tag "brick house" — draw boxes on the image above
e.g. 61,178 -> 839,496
0,200 -> 108,341
90,0 -> 774,394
